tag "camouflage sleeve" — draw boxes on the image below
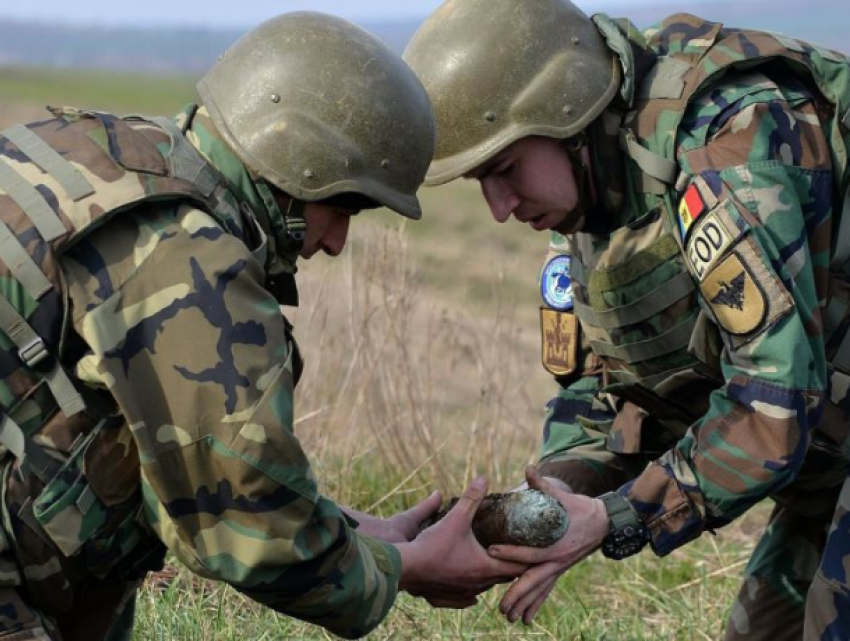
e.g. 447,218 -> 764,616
622,74 -> 834,555
536,375 -> 649,496
62,202 -> 400,638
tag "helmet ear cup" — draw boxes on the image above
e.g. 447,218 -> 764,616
404,0 -> 619,185
197,12 -> 435,220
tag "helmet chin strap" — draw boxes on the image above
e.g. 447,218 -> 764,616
558,133 -> 611,235
279,196 -> 307,256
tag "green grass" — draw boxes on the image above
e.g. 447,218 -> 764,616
133,460 -> 766,640
0,66 -> 195,115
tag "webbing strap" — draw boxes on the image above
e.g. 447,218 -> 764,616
1,125 -> 94,201
0,218 -> 52,301
571,256 -> 587,286
636,171 -> 669,196
573,271 -> 695,329
586,234 -> 681,296
0,294 -> 84,418
831,186 -> 850,271
0,411 -> 25,461
0,157 -> 67,242
636,56 -> 690,101
43,363 -> 86,417
589,312 -> 698,364
151,117 -> 219,197
824,297 -> 848,336
606,363 -> 695,389
0,411 -> 61,483
834,331 -> 850,373
620,130 -> 678,185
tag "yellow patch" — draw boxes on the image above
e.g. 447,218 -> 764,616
701,253 -> 766,335
540,308 -> 578,376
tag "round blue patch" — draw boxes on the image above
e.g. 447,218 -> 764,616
541,255 -> 574,310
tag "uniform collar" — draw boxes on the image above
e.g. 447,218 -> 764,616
179,104 -> 301,280
584,16 -> 659,231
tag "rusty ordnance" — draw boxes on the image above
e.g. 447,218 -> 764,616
421,489 -> 569,548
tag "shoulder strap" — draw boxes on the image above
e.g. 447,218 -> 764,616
0,125 -> 88,424
1,124 -> 94,202
151,116 -> 220,197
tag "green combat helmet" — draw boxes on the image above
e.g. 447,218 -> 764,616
403,0 -> 620,185
197,12 -> 435,219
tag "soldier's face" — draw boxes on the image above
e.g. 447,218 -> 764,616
300,204 -> 354,259
467,137 -> 586,233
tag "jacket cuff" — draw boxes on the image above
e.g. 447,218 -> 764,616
620,462 -> 706,556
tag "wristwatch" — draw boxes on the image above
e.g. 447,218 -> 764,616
598,492 -> 650,560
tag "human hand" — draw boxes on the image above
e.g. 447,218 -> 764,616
488,466 -> 609,625
344,492 -> 443,544
511,473 -> 573,494
395,477 -> 529,608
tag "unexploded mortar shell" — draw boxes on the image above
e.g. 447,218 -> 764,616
417,489 -> 570,548
472,489 -> 569,548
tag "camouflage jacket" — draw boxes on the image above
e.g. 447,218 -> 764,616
0,105 -> 399,638
537,15 -> 850,556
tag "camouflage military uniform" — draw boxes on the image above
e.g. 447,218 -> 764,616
0,104 -> 400,640
534,15 -> 850,641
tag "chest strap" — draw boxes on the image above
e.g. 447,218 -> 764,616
620,129 -> 678,195
589,311 -> 698,365
573,271 -> 695,330
831,185 -> 850,274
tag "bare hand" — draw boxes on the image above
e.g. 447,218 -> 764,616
488,466 -> 609,625
396,477 -> 529,608
344,492 -> 443,544
511,472 -> 573,495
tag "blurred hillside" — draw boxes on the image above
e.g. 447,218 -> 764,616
0,1 -> 846,74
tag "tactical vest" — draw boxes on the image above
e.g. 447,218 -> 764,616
542,15 -> 850,448
0,106 -> 281,603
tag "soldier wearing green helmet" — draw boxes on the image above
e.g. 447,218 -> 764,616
0,11 -> 526,640
405,0 -> 850,638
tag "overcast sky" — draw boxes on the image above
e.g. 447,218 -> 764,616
0,0 -> 770,29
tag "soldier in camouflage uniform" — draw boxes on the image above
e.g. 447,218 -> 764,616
404,0 -> 850,639
0,12 -> 527,641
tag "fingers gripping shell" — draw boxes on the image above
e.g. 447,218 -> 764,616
421,489 -> 570,548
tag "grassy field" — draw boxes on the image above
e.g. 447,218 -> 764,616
0,66 -> 767,640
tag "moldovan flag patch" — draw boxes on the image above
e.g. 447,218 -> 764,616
677,184 -> 706,240
540,308 -> 578,376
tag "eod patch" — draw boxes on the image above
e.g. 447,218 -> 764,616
686,212 -> 734,280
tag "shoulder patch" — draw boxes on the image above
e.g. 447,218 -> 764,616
541,255 -> 574,311
540,308 -> 578,376
685,212 -> 734,280
677,183 -> 706,240
702,252 -> 765,335
700,237 -> 793,341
